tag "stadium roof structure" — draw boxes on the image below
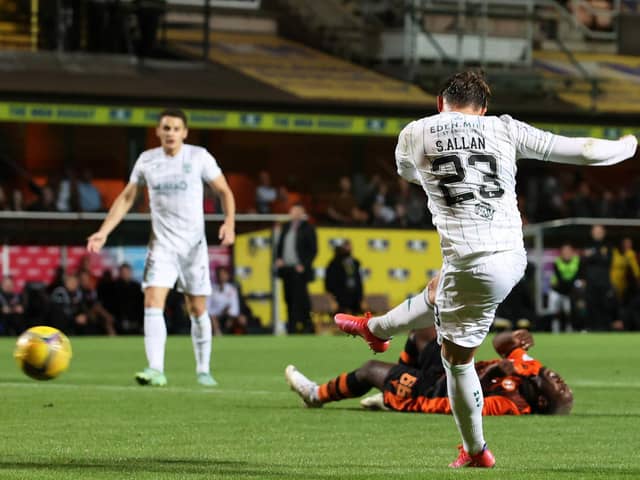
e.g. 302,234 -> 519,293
0,32 -> 434,115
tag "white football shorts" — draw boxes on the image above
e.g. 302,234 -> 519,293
434,249 -> 527,348
142,239 -> 212,296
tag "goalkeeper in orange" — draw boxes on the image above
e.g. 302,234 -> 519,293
286,326 -> 573,416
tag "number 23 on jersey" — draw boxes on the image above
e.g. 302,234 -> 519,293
431,154 -> 504,206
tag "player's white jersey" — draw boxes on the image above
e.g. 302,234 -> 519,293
130,144 -> 222,251
396,112 -> 555,263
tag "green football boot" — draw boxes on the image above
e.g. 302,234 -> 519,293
135,367 -> 167,387
197,372 -> 218,387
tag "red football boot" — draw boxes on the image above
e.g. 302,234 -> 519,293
334,312 -> 390,353
448,445 -> 496,468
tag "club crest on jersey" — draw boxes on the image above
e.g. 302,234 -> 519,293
368,239 -> 389,251
406,239 -> 428,252
182,163 -> 192,174
475,202 -> 495,220
388,268 -> 410,281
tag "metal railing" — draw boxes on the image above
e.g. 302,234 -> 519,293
524,217 -> 640,316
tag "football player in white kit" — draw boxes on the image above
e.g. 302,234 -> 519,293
336,71 -> 637,467
87,109 -> 236,387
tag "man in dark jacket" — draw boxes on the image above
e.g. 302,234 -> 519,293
325,240 -> 363,314
275,204 -> 318,334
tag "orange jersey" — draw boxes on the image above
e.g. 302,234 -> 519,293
383,347 -> 544,416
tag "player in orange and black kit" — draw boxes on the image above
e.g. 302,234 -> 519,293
285,328 -> 573,416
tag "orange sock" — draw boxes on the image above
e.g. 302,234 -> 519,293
317,372 -> 371,403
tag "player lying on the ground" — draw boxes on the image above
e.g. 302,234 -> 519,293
286,328 -> 573,415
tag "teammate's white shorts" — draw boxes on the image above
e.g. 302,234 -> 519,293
547,290 -> 571,316
142,239 -> 212,296
434,249 -> 527,348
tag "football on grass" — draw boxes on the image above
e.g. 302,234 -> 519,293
14,326 -> 72,380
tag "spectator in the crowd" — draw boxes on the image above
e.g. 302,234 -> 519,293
47,266 -> 66,294
79,270 -> 116,335
495,262 -> 538,331
56,168 -> 78,212
203,186 -> 219,213
49,273 -> 91,334
97,268 -> 117,319
547,244 -> 584,333
207,266 -> 246,335
271,185 -> 297,214
325,240 -> 363,314
27,185 -> 58,212
327,176 -> 359,225
582,225 -> 618,330
395,179 -> 426,227
0,276 -> 24,335
610,237 -> 640,330
275,203 -> 318,334
370,201 -> 396,226
10,189 -> 24,211
255,170 -> 277,214
535,175 -> 567,221
0,185 -> 9,210
111,263 -> 144,334
77,169 -> 103,212
569,181 -> 595,217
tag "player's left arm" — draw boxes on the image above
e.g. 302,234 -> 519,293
208,175 -> 236,246
505,116 -> 638,166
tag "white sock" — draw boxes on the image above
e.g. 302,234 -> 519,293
442,354 -> 485,455
191,312 -> 212,374
144,307 -> 167,373
368,288 -> 434,339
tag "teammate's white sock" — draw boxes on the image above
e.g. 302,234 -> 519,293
368,288 -> 434,339
191,312 -> 212,374
441,354 -> 485,455
144,307 -> 167,373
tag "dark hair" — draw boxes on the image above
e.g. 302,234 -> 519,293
158,108 -> 188,128
439,71 -> 491,110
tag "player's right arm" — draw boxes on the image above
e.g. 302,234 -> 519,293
395,121 -> 423,185
493,329 -> 534,358
86,182 -> 140,253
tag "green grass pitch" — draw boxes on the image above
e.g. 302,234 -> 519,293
1,332 -> 639,479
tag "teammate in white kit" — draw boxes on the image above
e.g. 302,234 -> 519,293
87,109 -> 236,387
335,71 -> 637,467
